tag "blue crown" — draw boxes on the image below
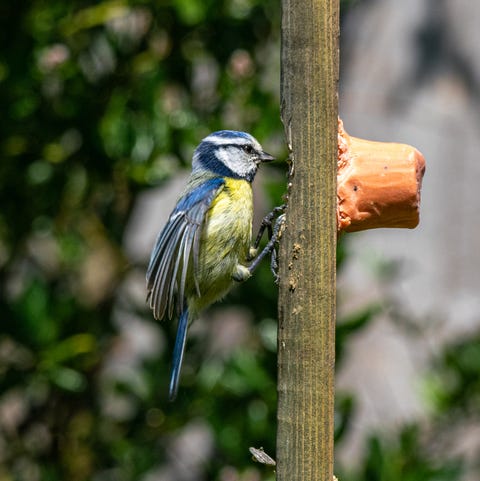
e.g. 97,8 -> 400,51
208,130 -> 253,140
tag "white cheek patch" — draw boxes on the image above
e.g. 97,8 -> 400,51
215,146 -> 232,165
216,147 -> 257,179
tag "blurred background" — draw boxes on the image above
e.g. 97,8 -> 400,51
1,0 -> 479,480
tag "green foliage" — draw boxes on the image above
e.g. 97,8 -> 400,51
351,426 -> 462,481
0,1 -> 283,479
430,333 -> 480,413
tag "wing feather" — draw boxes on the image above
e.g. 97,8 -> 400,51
148,215 -> 185,319
153,221 -> 186,319
146,177 -> 225,320
146,213 -> 183,290
179,223 -> 196,305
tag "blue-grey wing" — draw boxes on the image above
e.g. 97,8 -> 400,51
146,177 -> 225,320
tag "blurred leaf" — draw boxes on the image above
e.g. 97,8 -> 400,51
62,1 -> 130,36
355,426 -> 463,481
49,365 -> 86,392
430,333 -> 480,414
335,392 -> 355,442
40,333 -> 97,368
12,278 -> 59,346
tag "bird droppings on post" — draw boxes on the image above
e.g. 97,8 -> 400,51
292,243 -> 301,258
292,305 -> 303,315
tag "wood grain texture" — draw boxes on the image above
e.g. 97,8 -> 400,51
277,1 -> 339,480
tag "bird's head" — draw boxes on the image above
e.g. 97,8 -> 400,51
192,130 -> 274,182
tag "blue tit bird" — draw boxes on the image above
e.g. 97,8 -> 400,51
146,130 -> 274,401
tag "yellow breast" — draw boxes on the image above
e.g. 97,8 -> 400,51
206,178 -> 253,256
191,178 -> 253,311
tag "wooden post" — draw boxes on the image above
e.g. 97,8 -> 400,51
277,0 -> 339,480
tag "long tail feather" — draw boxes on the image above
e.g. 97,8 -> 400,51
169,308 -> 189,401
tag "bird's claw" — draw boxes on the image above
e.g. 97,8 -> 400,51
248,207 -> 286,279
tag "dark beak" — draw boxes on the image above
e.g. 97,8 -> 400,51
259,151 -> 275,163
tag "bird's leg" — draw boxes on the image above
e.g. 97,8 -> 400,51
234,205 -> 286,284
270,243 -> 279,283
247,204 -> 286,261
247,212 -> 286,280
268,213 -> 285,283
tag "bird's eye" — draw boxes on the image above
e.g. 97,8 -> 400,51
243,145 -> 255,155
